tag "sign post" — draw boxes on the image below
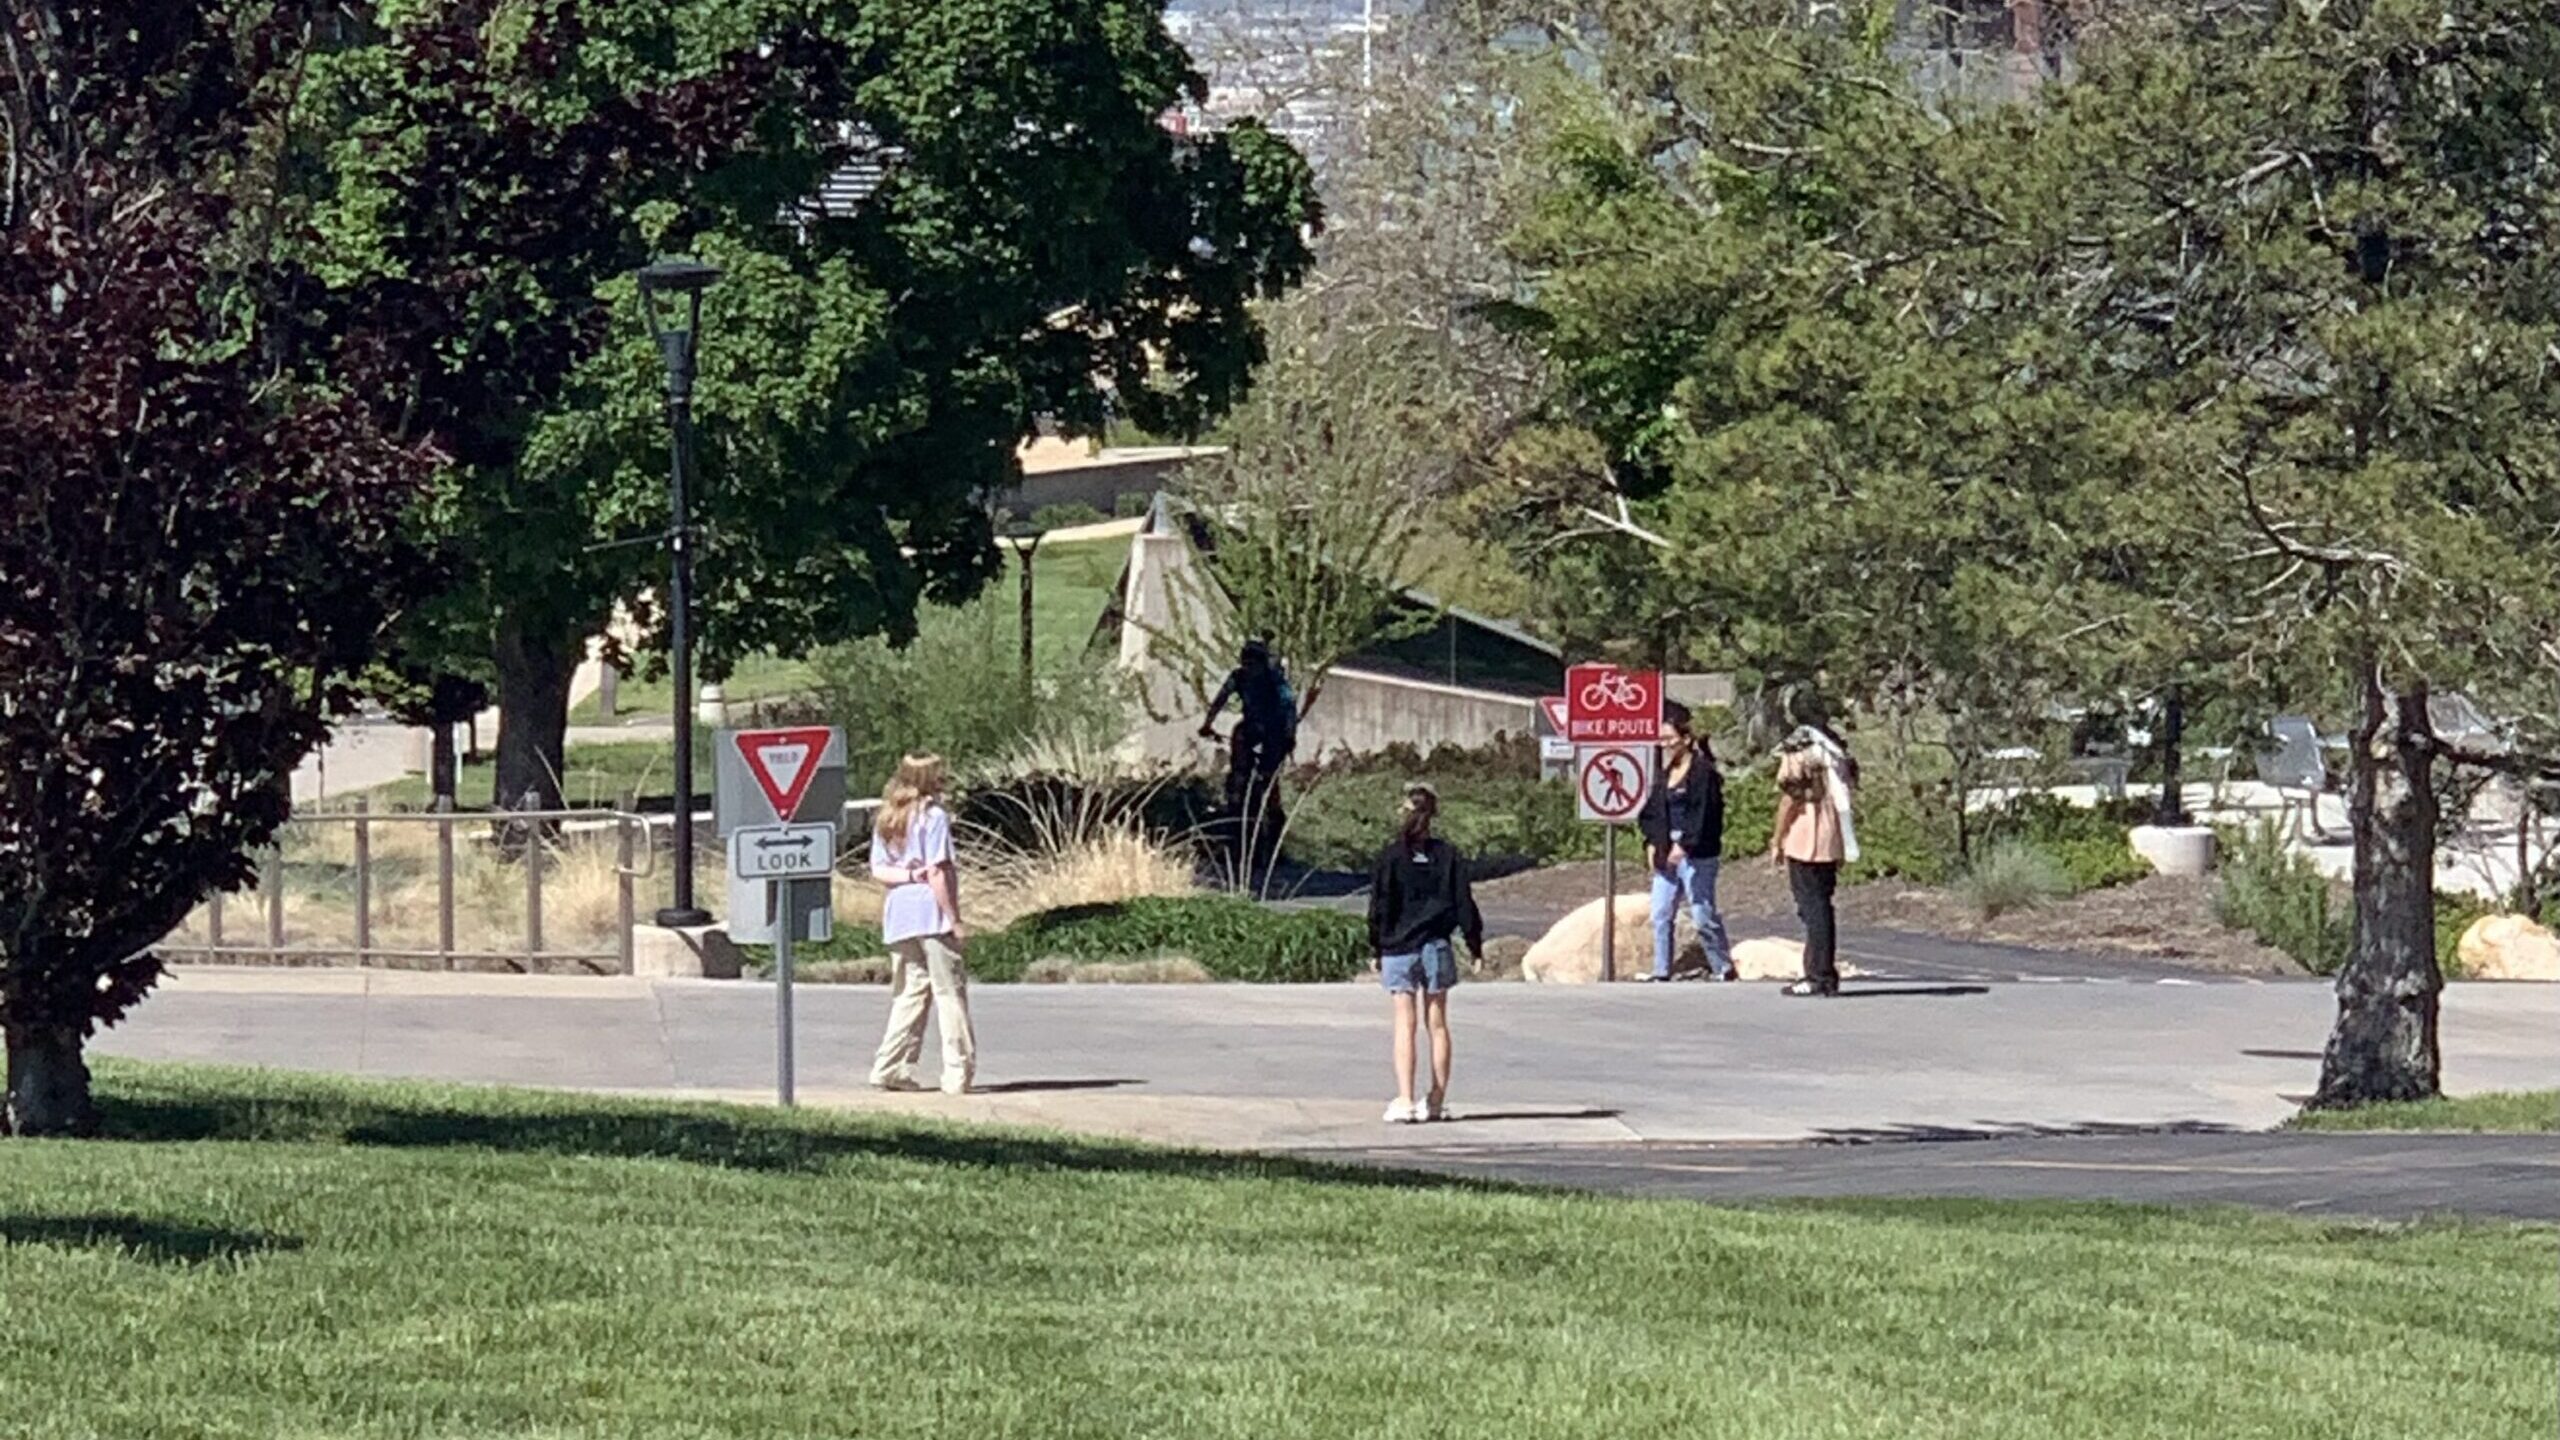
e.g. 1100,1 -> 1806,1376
717,726 -> 847,1106
1567,665 -> 1662,984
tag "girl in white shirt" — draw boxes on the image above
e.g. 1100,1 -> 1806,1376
867,752 -> 975,1094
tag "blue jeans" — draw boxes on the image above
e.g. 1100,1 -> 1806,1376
1651,855 -> 1734,979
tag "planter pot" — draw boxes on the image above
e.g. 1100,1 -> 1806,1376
2129,824 -> 2216,878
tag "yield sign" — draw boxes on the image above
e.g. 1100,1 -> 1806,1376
734,727 -> 832,821
1538,696 -> 1569,737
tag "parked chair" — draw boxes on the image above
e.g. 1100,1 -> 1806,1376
2258,716 -> 2332,842
2429,691 -> 2511,754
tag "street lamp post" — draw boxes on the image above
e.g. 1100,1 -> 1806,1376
637,257 -> 722,928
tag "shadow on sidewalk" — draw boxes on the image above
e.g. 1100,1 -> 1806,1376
1803,1119 -> 2242,1146
1827,985 -> 1993,1000
974,1078 -> 1142,1094
92,1063 -> 1512,1197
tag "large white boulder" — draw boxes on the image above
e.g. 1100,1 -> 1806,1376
2457,914 -> 2560,981
1519,897 -> 1860,983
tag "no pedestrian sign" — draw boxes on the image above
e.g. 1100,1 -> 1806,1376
1576,745 -> 1652,824
1565,664 -> 1662,744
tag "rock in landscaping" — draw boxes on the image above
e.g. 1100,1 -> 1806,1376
1473,935 -> 1532,980
1520,896 -> 1657,982
2456,914 -> 2560,981
1726,936 -> 1867,981
1520,897 -> 1870,983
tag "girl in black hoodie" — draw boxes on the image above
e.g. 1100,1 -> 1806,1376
1367,783 -> 1484,1124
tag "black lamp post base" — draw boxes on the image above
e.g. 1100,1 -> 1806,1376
654,907 -> 714,930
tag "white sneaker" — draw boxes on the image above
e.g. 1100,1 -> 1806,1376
1383,1099 -> 1419,1124
870,1075 -> 927,1093
1422,1098 -> 1447,1122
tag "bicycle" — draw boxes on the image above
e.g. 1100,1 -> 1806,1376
1578,671 -> 1648,712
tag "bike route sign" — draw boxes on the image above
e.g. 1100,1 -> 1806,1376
1576,744 -> 1653,823
1564,664 -> 1663,744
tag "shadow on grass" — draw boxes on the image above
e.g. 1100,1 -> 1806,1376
0,1214 -> 302,1266
93,1068 -> 1506,1198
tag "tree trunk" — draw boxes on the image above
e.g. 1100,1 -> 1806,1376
2312,671 -> 2443,1109
491,621 -> 576,814
4,1023 -> 97,1137
430,721 -> 459,810
2152,683 -> 2187,827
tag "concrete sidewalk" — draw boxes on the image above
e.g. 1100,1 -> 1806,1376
103,968 -> 2560,1155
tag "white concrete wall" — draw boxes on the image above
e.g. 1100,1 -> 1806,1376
1297,668 -> 1538,760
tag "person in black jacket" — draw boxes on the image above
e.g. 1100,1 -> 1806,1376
1637,701 -> 1735,982
1366,782 -> 1484,1124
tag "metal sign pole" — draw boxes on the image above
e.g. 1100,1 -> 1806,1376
775,880 -> 796,1107
1602,823 -> 1617,983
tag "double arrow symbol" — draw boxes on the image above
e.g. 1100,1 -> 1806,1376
754,833 -> 816,855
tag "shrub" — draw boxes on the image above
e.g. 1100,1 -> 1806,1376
970,896 -> 1369,983
1282,767 -> 1597,873
1954,841 -> 2073,920
803,595 -> 1127,796
743,921 -> 887,977
2215,824 -> 2351,973
1976,793 -> 2150,893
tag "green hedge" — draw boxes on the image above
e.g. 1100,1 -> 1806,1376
967,896 -> 1371,983
1284,770 -> 1597,873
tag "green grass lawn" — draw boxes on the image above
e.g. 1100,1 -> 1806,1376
342,739 -> 707,814
2288,1090 -> 2558,1134
3,1063 -> 2551,1439
561,536 -> 1125,730
1013,533 -> 1126,666
570,653 -> 816,727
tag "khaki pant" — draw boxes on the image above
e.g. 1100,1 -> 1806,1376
870,934 -> 975,1093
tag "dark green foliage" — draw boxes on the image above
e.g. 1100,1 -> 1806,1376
968,897 -> 1369,983
2215,826 -> 2351,975
1977,796 -> 2153,894
1284,772 -> 1593,873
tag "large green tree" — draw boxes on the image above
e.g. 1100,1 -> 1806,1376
303,0 -> 1319,812
1502,0 -> 2560,1106
2022,0 -> 2560,1105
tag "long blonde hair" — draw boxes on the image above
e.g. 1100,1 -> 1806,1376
876,752 -> 947,850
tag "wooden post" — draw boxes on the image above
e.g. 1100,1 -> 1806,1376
617,819 -> 637,974
525,826 -> 545,962
208,891 -> 224,953
1601,823 -> 1617,983
436,798 -> 456,967
352,797 -> 372,963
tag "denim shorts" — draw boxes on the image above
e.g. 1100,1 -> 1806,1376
1380,939 -> 1459,995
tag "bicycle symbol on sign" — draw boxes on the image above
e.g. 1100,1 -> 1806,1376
1578,671 -> 1649,713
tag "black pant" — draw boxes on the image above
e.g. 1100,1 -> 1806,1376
1788,860 -> 1841,992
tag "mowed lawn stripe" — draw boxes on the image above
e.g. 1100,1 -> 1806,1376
0,1063 -> 2547,1439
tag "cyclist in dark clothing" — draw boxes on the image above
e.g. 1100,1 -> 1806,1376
1637,701 -> 1735,981
1199,637 -> 1296,811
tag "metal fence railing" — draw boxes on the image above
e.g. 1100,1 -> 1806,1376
159,803 -> 660,973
